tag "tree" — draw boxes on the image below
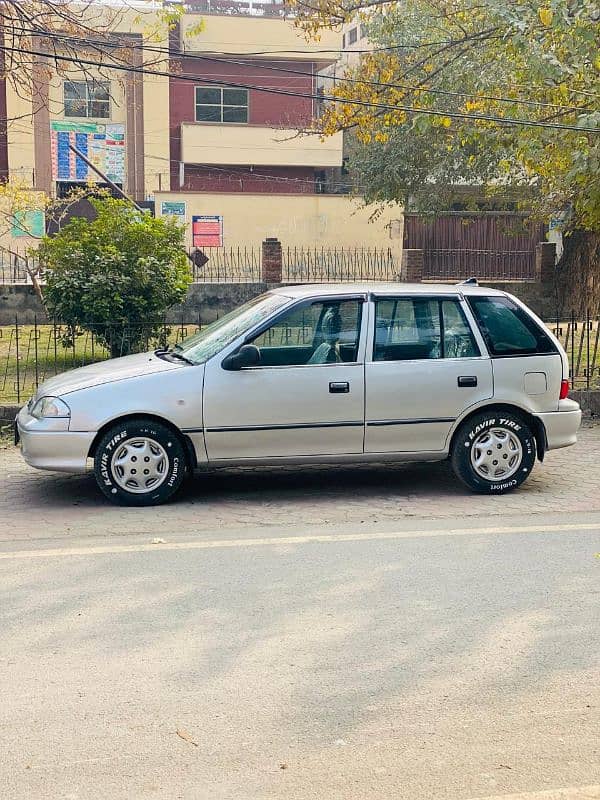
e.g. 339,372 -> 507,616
38,198 -> 192,357
289,0 -> 600,309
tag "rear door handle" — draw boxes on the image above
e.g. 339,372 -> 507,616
458,375 -> 477,387
329,381 -> 350,393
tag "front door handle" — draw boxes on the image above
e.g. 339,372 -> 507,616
458,375 -> 477,387
329,381 -> 350,393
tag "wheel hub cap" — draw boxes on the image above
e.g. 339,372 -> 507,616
111,437 -> 168,494
470,427 -> 523,481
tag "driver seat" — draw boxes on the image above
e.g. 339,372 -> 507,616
308,306 -> 343,364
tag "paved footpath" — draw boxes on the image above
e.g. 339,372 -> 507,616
1,423 -> 598,542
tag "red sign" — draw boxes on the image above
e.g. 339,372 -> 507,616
192,215 -> 223,247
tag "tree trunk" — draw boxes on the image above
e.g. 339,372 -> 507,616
555,229 -> 600,315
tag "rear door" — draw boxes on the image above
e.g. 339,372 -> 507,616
365,294 -> 493,454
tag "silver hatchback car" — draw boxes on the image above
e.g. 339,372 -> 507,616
16,282 -> 581,505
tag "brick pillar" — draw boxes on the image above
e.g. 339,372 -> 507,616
536,242 -> 557,285
262,237 -> 282,284
401,249 -> 424,282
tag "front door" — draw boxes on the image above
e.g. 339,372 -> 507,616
203,297 -> 366,460
365,295 -> 493,453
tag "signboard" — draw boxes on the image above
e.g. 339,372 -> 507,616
192,215 -> 223,248
161,201 -> 186,218
50,121 -> 126,184
12,210 -> 45,238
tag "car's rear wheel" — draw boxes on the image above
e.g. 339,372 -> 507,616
451,409 -> 536,494
93,418 -> 186,506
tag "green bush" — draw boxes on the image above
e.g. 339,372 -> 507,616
39,198 -> 192,357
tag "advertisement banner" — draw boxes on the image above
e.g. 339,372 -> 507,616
192,215 -> 223,248
50,121 -> 126,184
161,201 -> 186,218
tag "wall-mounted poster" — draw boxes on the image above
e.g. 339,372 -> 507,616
161,201 -> 186,218
11,209 -> 45,238
50,121 -> 126,184
192,215 -> 223,248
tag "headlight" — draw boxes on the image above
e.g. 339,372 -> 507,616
30,396 -> 71,419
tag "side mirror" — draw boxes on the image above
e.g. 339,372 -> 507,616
222,344 -> 261,371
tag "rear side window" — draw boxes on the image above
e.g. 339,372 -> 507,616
374,297 -> 479,361
467,296 -> 557,356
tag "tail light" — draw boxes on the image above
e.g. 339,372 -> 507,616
559,379 -> 569,400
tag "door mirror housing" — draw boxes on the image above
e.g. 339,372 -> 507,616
222,344 -> 261,371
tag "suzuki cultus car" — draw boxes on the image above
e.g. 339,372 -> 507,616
16,282 -> 581,505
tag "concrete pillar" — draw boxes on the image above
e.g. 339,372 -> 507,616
401,249 -> 424,282
262,237 -> 282,283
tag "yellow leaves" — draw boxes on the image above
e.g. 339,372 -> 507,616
374,132 -> 389,143
465,99 -> 484,112
440,117 -> 452,128
423,62 -> 434,74
538,7 -> 553,26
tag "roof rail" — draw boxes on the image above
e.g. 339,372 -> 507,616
458,277 -> 478,286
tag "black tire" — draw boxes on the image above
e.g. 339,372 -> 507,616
451,409 -> 536,494
93,417 -> 187,506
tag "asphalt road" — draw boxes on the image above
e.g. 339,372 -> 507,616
1,513 -> 599,800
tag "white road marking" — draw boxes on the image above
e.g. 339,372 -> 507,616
468,784 -> 600,800
0,521 -> 598,560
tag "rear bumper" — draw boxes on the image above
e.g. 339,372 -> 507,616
16,407 -> 94,473
536,399 -> 582,451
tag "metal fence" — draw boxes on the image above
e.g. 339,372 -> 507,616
190,247 -> 261,283
422,249 -> 536,281
0,246 -> 400,286
2,311 -> 599,406
189,246 -> 401,283
550,311 -> 600,391
282,247 -> 400,283
0,249 -> 32,284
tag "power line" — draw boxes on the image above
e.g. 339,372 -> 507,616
10,23 -> 590,112
2,42 -> 598,133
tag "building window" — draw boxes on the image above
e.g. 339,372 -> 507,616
347,27 -> 358,45
360,23 -> 368,39
195,87 -> 249,123
64,81 -> 110,119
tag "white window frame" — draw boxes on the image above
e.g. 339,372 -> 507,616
194,86 -> 249,124
63,80 -> 110,119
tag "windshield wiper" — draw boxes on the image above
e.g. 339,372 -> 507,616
165,350 -> 195,365
154,348 -> 195,365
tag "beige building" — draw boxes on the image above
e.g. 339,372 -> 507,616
1,1 -> 402,260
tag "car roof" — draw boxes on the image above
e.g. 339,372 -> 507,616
270,282 -> 508,299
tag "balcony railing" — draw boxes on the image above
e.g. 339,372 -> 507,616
185,0 -> 292,17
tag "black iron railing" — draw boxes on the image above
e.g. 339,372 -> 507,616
2,311 -> 599,405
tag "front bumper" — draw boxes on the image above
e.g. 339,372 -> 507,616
16,406 -> 95,473
536,399 -> 582,451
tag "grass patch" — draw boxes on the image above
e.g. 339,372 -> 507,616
0,322 -> 201,404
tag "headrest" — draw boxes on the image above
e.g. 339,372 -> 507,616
322,306 -> 342,341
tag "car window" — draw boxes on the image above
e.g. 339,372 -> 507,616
177,293 -> 290,364
467,296 -> 557,356
374,297 -> 480,361
249,299 -> 363,366
441,300 -> 480,358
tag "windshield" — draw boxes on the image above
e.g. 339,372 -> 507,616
176,293 -> 290,365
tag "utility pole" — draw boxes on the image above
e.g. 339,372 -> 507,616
67,144 -> 143,211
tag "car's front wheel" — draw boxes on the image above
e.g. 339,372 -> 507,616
93,417 -> 187,506
451,409 -> 536,494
